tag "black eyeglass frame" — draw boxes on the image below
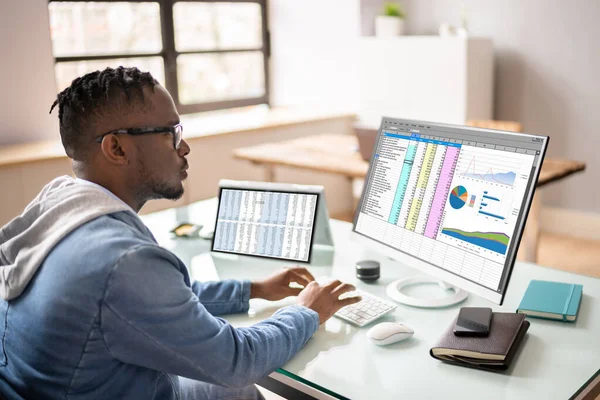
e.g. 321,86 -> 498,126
94,124 -> 183,149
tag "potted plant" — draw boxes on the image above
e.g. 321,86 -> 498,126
375,2 -> 405,37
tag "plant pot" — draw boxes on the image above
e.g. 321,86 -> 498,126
375,16 -> 405,37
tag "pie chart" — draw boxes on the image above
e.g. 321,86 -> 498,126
449,186 -> 468,209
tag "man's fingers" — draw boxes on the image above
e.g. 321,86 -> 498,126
296,267 -> 316,282
324,279 -> 343,289
288,271 -> 311,287
339,296 -> 362,307
288,266 -> 316,283
331,283 -> 356,296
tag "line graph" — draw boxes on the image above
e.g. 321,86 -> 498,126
464,170 -> 516,186
456,147 -> 524,187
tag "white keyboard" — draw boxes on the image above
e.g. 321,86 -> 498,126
318,277 -> 397,327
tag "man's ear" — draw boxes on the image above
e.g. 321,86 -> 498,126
100,134 -> 130,165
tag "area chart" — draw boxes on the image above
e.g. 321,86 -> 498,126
441,227 -> 510,255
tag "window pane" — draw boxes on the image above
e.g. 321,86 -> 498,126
173,2 -> 263,51
49,2 -> 162,57
55,57 -> 165,92
177,52 -> 265,104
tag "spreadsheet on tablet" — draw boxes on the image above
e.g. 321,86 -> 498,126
212,188 -> 318,262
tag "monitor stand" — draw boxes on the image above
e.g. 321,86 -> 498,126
386,277 -> 468,308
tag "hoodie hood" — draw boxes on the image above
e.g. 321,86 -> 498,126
0,176 -> 133,300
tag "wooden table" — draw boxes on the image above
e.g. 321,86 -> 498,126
233,134 -> 586,262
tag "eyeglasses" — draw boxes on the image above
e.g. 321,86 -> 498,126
94,124 -> 183,150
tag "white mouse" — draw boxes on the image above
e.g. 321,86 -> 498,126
367,322 -> 414,346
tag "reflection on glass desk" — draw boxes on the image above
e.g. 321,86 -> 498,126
141,199 -> 600,400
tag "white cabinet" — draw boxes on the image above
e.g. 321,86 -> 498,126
358,37 -> 493,125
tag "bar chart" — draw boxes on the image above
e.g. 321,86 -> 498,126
478,191 -> 512,221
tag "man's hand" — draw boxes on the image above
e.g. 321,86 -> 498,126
296,280 -> 361,324
250,267 -> 316,301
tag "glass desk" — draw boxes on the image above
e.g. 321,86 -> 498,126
142,199 -> 600,400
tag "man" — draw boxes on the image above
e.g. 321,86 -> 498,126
0,67 -> 360,399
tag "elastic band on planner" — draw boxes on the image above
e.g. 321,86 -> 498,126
562,284 -> 576,317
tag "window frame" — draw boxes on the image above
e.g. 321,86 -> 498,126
48,0 -> 271,114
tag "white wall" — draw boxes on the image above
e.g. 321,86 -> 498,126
0,0 -> 59,145
360,0 -> 600,214
268,0 -> 361,112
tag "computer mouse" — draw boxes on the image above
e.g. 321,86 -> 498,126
367,322 -> 414,346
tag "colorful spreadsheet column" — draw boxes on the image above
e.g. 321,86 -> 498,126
397,141 -> 428,228
406,143 -> 437,231
424,145 -> 460,239
388,140 -> 418,224
415,144 -> 447,235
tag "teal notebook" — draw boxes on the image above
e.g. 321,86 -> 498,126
517,280 -> 583,322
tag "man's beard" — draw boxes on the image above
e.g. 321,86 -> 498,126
137,159 -> 184,202
147,180 -> 184,201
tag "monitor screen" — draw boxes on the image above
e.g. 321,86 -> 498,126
212,188 -> 319,262
353,118 -> 548,303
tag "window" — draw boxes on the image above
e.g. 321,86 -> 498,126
48,0 -> 270,114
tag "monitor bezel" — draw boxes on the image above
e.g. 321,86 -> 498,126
351,117 -> 549,305
212,184 -> 321,264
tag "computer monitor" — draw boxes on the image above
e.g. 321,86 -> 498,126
212,180 -> 334,263
352,117 -> 549,305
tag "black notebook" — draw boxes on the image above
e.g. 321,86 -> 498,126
430,312 -> 530,372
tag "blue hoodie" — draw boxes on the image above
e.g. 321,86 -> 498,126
0,177 -> 319,399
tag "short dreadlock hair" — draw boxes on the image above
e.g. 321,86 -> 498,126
49,66 -> 159,160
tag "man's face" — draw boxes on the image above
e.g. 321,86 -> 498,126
109,84 -> 190,202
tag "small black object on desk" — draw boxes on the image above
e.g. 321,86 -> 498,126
355,260 -> 380,282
